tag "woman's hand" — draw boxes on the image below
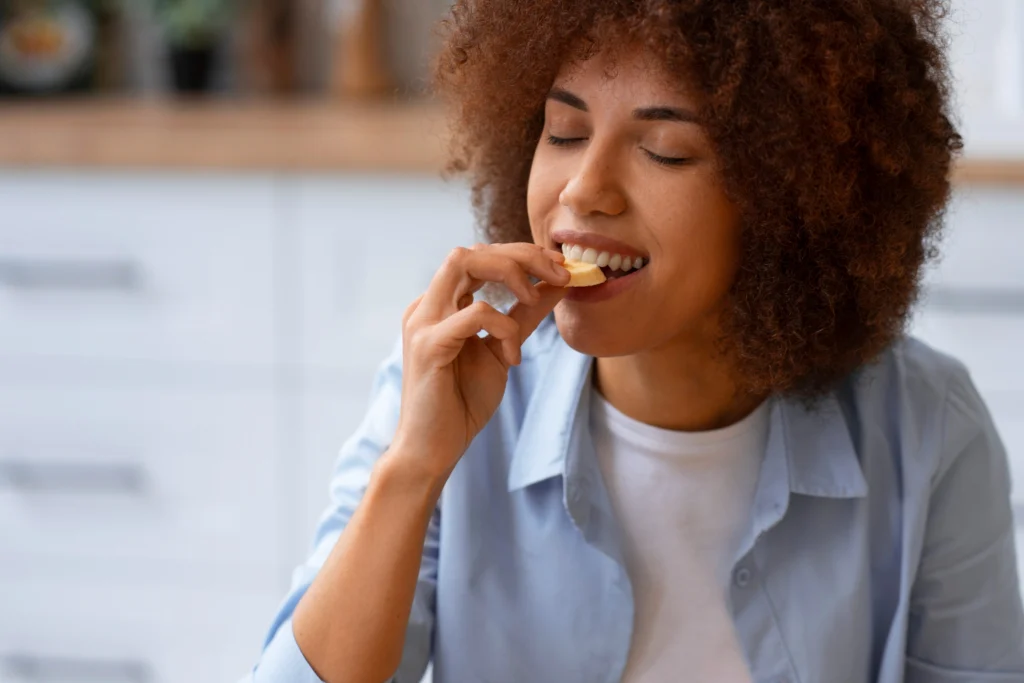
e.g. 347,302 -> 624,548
391,243 -> 570,483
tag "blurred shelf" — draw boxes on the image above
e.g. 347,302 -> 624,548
0,98 -> 1022,183
951,158 -> 1024,186
0,98 -> 450,173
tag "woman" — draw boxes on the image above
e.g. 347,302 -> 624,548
247,1 -> 1024,681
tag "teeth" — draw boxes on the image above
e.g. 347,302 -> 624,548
558,242 -> 646,273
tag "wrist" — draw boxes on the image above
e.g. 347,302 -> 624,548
373,437 -> 451,503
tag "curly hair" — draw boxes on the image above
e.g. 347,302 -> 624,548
431,0 -> 964,398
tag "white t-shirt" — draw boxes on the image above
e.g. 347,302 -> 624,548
590,388 -> 771,683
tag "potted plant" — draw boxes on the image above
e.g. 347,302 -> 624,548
152,0 -> 234,93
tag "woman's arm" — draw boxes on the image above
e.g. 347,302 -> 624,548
905,368 -> 1024,681
248,341 -> 439,683
292,446 -> 445,683
248,243 -> 568,683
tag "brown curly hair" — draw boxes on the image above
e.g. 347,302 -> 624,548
430,0 -> 964,398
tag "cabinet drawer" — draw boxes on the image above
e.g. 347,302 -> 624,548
0,384 -> 280,588
923,187 -> 1024,291
0,170 -> 277,367
0,579 -> 281,683
294,387 -> 377,564
910,310 -> 1024,396
292,175 -> 476,370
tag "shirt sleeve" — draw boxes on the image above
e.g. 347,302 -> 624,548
905,366 -> 1024,682
245,338 -> 439,683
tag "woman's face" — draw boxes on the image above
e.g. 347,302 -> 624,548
528,43 -> 743,359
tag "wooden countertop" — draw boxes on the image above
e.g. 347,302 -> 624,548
0,98 -> 451,173
1,98 -> 1023,184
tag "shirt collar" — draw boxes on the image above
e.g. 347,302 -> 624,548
781,392 -> 868,498
507,333 -> 868,501
507,335 -> 592,492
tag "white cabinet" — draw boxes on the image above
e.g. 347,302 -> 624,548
285,175 -> 477,580
290,387 -> 373,564
911,312 -> 1024,394
921,186 -> 1024,291
948,0 -> 1024,155
289,174 -> 477,373
0,171 -> 278,368
0,170 -> 290,683
0,384 -> 281,590
910,186 -> 1024,516
0,579 -> 280,683
0,169 -> 473,682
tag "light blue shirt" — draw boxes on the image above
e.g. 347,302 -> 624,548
248,315 -> 1024,683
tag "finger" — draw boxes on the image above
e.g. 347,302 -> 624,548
543,247 -> 566,264
461,247 -> 561,294
496,242 -> 569,283
402,294 -> 425,328
486,258 -> 540,305
421,245 -> 568,320
458,249 -> 567,300
427,300 -> 521,366
507,282 -> 568,345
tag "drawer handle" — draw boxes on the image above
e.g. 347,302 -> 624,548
0,257 -> 143,293
925,286 -> 1024,315
2,653 -> 152,683
0,460 -> 146,496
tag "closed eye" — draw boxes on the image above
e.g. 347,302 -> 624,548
546,135 -> 585,147
644,150 -> 690,167
547,135 -> 689,167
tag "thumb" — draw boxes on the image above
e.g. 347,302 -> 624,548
507,282 -> 568,345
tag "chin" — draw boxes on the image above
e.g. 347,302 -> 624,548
553,303 -> 644,358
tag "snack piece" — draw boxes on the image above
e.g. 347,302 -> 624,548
563,259 -> 607,287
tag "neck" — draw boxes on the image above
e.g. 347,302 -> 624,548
594,338 -> 767,432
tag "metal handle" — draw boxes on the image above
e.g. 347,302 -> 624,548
1,653 -> 152,683
925,286 -> 1024,315
0,257 -> 143,293
0,460 -> 146,496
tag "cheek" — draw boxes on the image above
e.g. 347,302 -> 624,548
526,154 -> 562,243
655,194 -> 743,306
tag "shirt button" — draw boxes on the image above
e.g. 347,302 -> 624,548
733,566 -> 752,588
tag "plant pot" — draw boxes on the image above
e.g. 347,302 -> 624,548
169,45 -> 217,93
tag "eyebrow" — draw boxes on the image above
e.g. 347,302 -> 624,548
546,87 -> 700,125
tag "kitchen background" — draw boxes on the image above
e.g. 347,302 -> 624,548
0,0 -> 1022,682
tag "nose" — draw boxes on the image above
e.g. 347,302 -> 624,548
558,144 -> 627,217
